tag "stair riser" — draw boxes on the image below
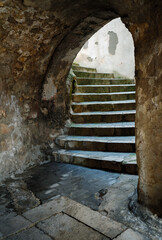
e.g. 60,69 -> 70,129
53,153 -> 138,174
72,66 -> 97,72
76,79 -> 134,85
72,103 -> 136,113
74,71 -> 114,78
77,85 -> 135,93
72,93 -> 135,102
56,139 -> 135,152
66,127 -> 135,136
71,113 -> 135,123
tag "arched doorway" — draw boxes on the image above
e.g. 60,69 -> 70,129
41,2 -> 162,216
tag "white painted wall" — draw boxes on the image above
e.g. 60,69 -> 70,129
74,18 -> 135,79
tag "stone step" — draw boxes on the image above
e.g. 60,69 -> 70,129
71,110 -> 136,123
76,77 -> 134,85
72,91 -> 135,102
66,122 -> 135,136
74,70 -> 114,78
55,135 -> 135,152
77,84 -> 135,93
53,150 -> 137,174
71,100 -> 136,113
72,65 -> 97,72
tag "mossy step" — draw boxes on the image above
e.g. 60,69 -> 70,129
55,135 -> 135,152
72,65 -> 97,72
71,100 -> 136,113
66,122 -> 135,136
72,92 -> 135,102
71,110 -> 136,123
77,84 -> 135,93
76,78 -> 134,85
74,70 -> 114,78
53,150 -> 137,174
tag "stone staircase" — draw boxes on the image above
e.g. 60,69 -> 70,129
53,65 -> 137,174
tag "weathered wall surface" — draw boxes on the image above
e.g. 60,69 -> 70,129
127,6 -> 162,216
74,18 -> 135,78
0,0 -> 67,181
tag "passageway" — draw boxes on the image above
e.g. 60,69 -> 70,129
0,0 -> 161,225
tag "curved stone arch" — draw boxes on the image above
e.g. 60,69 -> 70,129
41,2 -> 162,216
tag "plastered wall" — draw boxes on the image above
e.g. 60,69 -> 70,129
74,18 -> 135,79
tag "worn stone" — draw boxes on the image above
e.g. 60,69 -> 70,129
99,174 -> 138,218
0,163 -> 161,240
99,174 -> 162,240
6,179 -> 40,213
0,124 -> 13,135
114,229 -> 148,240
0,215 -> 31,238
37,213 -> 109,240
23,196 -> 72,222
63,200 -> 126,239
6,227 -> 52,240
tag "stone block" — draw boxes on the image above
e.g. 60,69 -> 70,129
63,200 -> 126,239
0,215 -> 31,238
37,213 -> 109,240
5,227 -> 52,240
23,196 -> 72,223
113,229 -> 149,240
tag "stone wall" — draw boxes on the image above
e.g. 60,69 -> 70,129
127,9 -> 162,216
0,0 -> 66,181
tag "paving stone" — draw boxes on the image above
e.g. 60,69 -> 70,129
0,215 -> 31,239
37,212 -> 109,240
113,229 -> 149,240
5,227 -> 52,240
23,196 -> 72,223
63,199 -> 126,239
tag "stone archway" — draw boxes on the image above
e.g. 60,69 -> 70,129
41,2 -> 162,217
0,0 -> 161,216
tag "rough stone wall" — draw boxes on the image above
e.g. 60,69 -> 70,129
127,3 -> 162,216
0,0 -> 66,181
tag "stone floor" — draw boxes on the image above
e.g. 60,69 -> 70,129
0,162 -> 162,240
